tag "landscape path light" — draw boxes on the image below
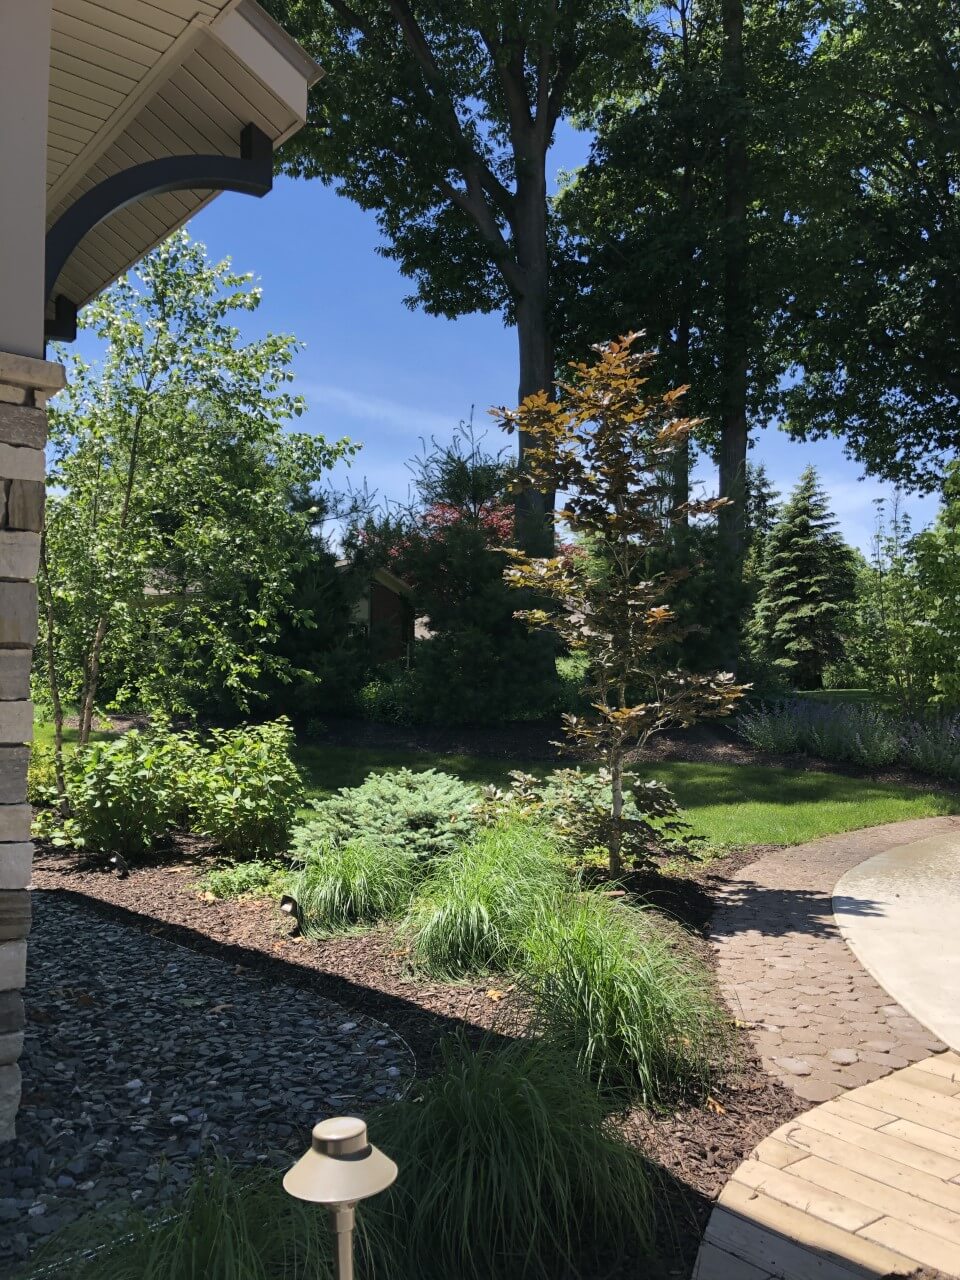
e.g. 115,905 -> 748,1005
283,1116 -> 397,1280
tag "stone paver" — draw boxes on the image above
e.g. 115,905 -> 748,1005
710,817 -> 960,1103
695,1052 -> 960,1279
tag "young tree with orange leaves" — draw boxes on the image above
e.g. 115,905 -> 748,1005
496,334 -> 746,876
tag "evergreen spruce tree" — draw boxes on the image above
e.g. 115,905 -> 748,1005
749,465 -> 856,689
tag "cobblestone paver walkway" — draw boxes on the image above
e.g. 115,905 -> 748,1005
710,817 -> 960,1105
697,816 -> 960,1279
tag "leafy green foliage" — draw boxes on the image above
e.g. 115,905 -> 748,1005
45,726 -> 195,857
347,427 -> 558,725
402,821 -> 566,978
26,743 -> 59,809
901,717 -> 960,782
191,720 -> 304,858
196,860 -> 290,901
41,231 -> 353,751
289,837 -> 418,934
782,0 -> 960,491
302,768 -> 481,864
498,768 -> 696,870
499,336 -> 745,874
748,466 -> 857,690
366,1037 -> 653,1280
523,894 -> 728,1103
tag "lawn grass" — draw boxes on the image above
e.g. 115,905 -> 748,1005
32,719 -> 113,751
295,745 -> 959,848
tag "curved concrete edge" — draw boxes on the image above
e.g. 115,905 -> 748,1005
834,833 -> 960,1055
695,1053 -> 960,1279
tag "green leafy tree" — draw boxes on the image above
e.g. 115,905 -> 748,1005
347,426 -> 558,723
265,0 -> 644,553
499,335 -> 744,875
782,0 -> 960,491
749,465 -> 857,689
556,0 -> 830,664
40,233 -> 353,771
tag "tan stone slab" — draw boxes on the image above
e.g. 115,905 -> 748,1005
5,479 -> 44,532
880,1118 -> 960,1164
795,1107 -> 960,1180
0,845 -> 31,891
732,1159 -> 883,1232
792,1156 -> 960,1244
754,1136 -> 809,1170
0,404 -> 45,449
781,1122 -> 960,1215
0,940 -> 26,991
0,806 -> 30,843
0,703 -> 32,745
694,1240 -> 774,1279
827,1097 -> 895,1130
711,1182 -> 919,1278
0,582 -> 37,645
0,387 -> 28,407
854,1083 -> 960,1136
858,1215 -> 960,1276
0,651 -> 30,701
894,1065 -> 960,1098
0,531 -> 40,581
913,1053 -> 960,1083
0,352 -> 65,394
0,442 -> 43,482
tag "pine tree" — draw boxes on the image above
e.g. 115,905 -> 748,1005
749,465 -> 856,689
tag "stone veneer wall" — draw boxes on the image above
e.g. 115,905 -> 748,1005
0,351 -> 64,1140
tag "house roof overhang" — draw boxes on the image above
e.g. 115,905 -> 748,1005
45,0 -> 320,330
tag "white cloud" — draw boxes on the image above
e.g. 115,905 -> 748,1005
297,381 -> 455,437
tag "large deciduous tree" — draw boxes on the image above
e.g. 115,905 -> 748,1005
780,0 -> 960,493
41,233 -> 352,761
265,0 -> 644,553
556,0 -> 826,664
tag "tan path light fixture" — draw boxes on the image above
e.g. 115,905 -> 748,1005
284,1117 -> 397,1280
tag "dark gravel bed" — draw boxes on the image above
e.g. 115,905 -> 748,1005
0,893 -> 413,1274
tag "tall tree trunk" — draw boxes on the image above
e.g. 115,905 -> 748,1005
717,0 -> 750,670
513,158 -> 555,558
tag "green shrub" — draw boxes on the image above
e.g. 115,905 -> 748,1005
738,699 -> 900,767
500,768 -> 695,869
900,715 -> 960,781
26,743 -> 59,809
197,859 -> 289,900
523,893 -> 728,1104
19,1157 -> 333,1280
402,821 -> 566,978
192,719 -> 304,857
367,1037 -> 653,1280
289,836 -> 418,934
303,767 -> 480,863
47,726 -> 194,857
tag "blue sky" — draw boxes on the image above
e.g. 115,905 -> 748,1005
76,121 -> 939,553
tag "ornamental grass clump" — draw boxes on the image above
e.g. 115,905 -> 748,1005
523,893 -> 728,1105
365,1037 -> 653,1280
25,1041 -> 653,1280
402,820 -> 566,978
289,836 -> 418,935
20,1157 -> 333,1280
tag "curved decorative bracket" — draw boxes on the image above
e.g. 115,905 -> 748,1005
45,123 -> 273,341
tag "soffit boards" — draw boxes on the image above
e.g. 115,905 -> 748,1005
46,0 -> 320,313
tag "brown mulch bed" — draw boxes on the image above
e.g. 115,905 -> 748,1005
31,839 -> 804,1278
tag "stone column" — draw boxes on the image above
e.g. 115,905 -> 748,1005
0,352 -> 64,1140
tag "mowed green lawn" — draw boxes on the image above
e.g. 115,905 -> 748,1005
295,745 -> 959,848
